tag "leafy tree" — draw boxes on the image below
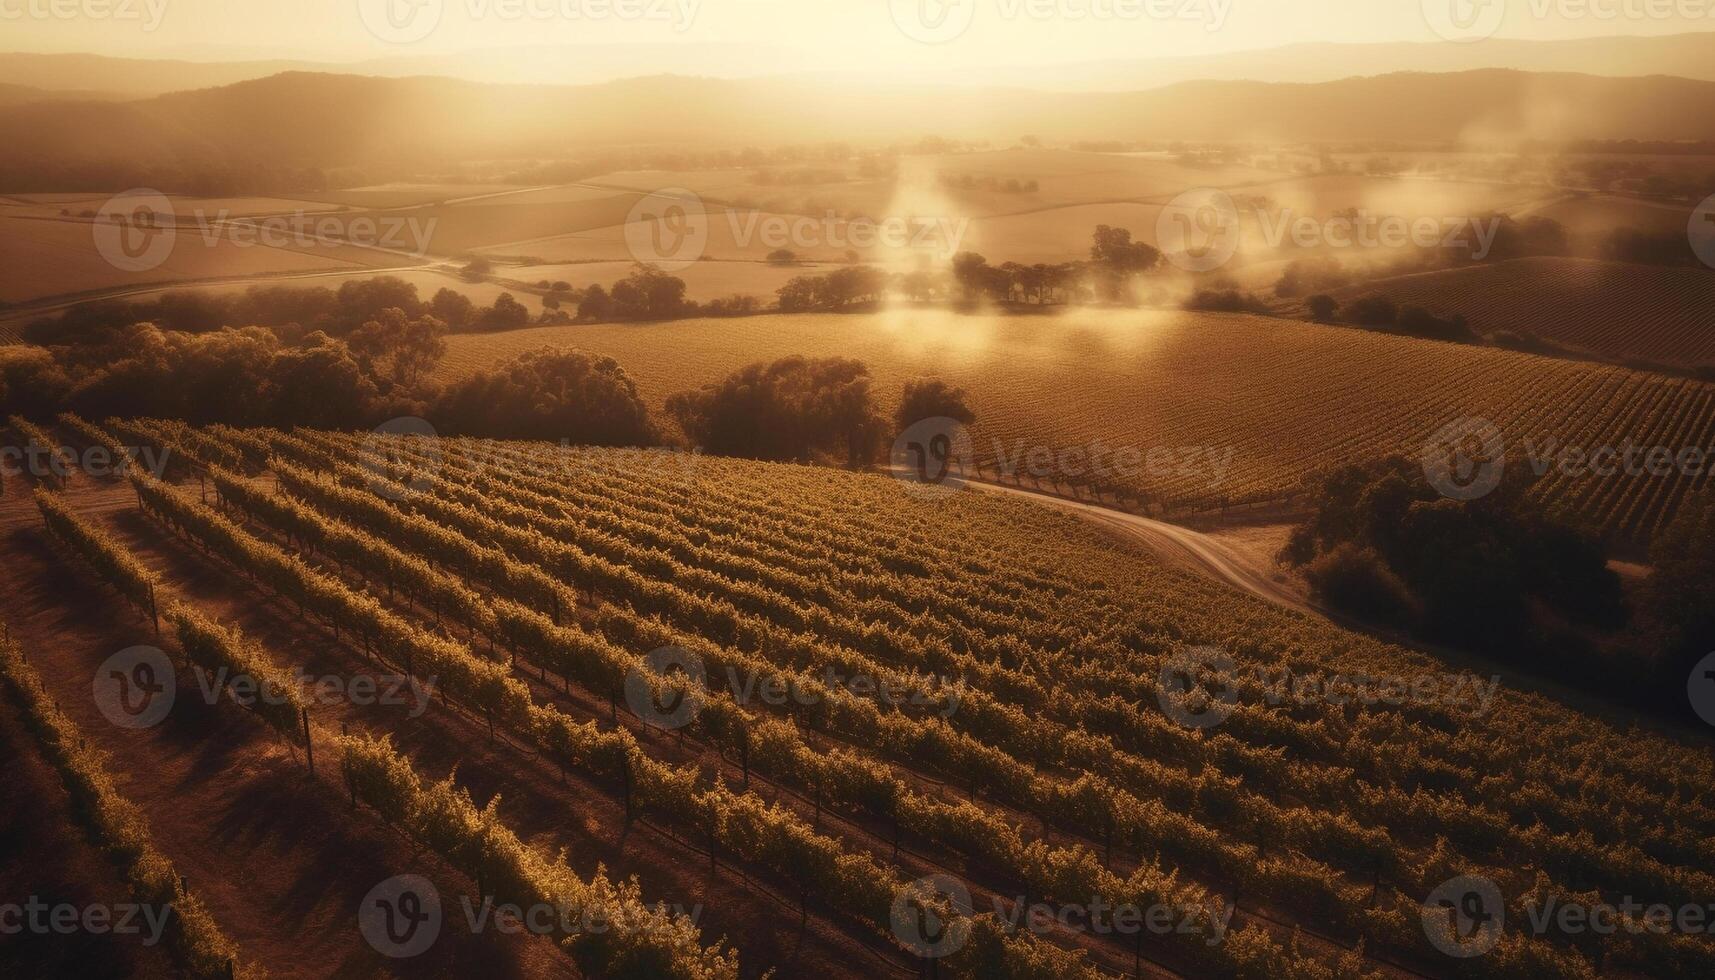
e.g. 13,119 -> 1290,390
666,356 -> 884,466
1283,457 -> 1624,654
429,288 -> 475,331
1089,225 -> 1161,303
264,334 -> 381,429
578,284 -> 612,321
347,308 -> 448,389
896,379 -> 976,433
1343,294 -> 1398,327
610,264 -> 690,320
434,346 -> 653,444
1639,502 -> 1715,709
473,293 -> 531,332
333,277 -> 423,332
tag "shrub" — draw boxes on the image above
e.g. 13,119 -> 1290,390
1303,543 -> 1419,629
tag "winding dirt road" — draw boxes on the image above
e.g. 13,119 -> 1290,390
959,478 -> 1312,612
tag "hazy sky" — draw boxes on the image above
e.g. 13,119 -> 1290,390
1,0 -> 1710,67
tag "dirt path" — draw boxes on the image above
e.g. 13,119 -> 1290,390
93,486 -> 910,980
928,474 -> 1311,612
0,481 -> 571,979
0,696 -> 180,979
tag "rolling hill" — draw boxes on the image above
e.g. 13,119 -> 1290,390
1322,258 -> 1715,372
5,68 -> 1715,189
437,306 -> 1715,544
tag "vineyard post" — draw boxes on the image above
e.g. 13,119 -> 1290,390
342,723 -> 356,808
622,764 -> 632,821
1103,812 -> 1112,870
302,708 -> 314,775
148,582 -> 159,636
1133,924 -> 1142,978
738,730 -> 749,790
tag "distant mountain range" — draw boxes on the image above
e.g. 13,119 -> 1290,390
955,32 -> 1715,91
6,32 -> 1715,97
3,66 -> 1714,190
